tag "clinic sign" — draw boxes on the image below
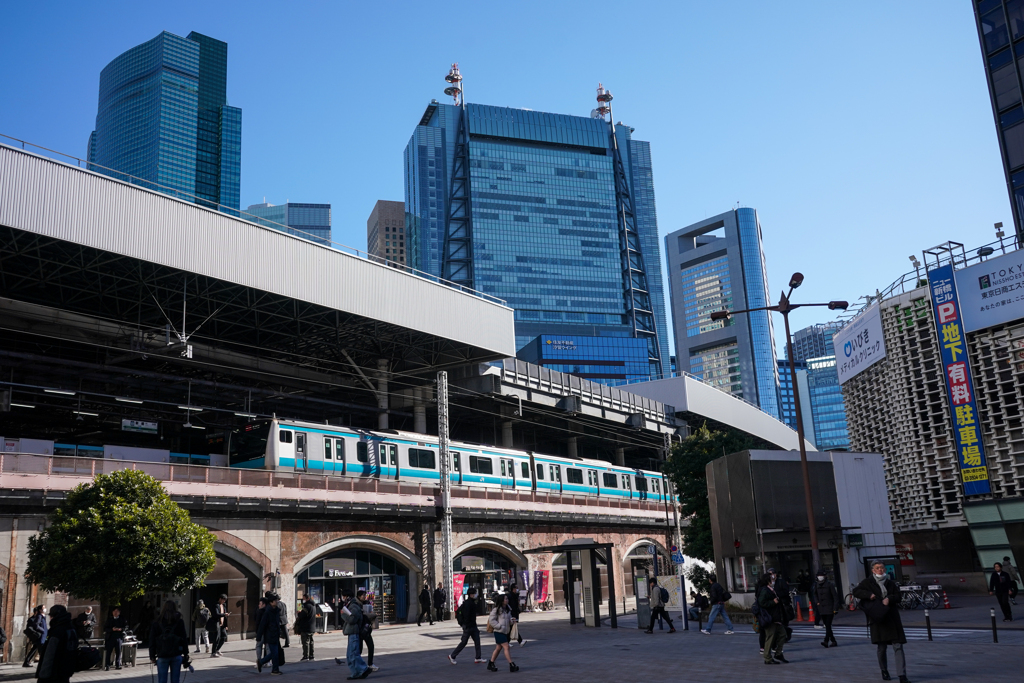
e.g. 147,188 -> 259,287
834,304 -> 886,384
927,264 -> 991,496
954,251 -> 1024,333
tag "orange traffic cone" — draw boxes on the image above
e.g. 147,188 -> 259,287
808,601 -> 816,623
795,600 -> 803,622
942,590 -> 951,609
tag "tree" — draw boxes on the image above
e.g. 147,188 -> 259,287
26,469 -> 216,606
664,423 -> 774,562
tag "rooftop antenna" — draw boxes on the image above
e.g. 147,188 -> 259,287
444,63 -> 464,106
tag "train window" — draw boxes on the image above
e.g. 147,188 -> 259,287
521,462 -> 529,479
536,464 -> 545,480
279,430 -> 293,444
323,439 -> 332,459
452,452 -> 460,471
603,472 -> 618,488
408,448 -> 436,469
469,456 -> 493,475
652,480 -> 661,494
357,442 -> 368,462
500,460 -> 507,476
336,440 -> 345,461
635,475 -> 648,492
566,468 -> 583,484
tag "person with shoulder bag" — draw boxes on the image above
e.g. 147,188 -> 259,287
448,587 -> 484,665
486,594 -> 518,673
357,590 -> 379,673
853,562 -> 910,683
757,576 -> 789,665
23,605 -> 47,667
700,574 -> 734,634
149,601 -> 189,683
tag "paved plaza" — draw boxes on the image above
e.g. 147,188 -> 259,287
2,603 -> 1021,683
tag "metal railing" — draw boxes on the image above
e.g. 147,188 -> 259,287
0,452 -> 669,516
0,134 -> 507,308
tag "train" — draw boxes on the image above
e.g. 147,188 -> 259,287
229,418 -> 668,502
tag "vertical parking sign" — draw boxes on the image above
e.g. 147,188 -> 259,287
927,264 -> 991,496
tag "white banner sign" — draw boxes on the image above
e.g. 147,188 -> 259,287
834,304 -> 887,384
954,251 -> 1024,333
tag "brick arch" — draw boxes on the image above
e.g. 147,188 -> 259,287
209,529 -> 273,582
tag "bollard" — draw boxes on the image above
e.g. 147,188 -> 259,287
924,609 -> 932,641
698,611 -> 703,632
991,608 -> 998,643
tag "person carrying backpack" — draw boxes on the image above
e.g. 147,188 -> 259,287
448,587 -> 484,665
149,601 -> 189,683
645,578 -> 676,634
700,574 -> 735,634
190,600 -> 211,654
23,605 -> 47,667
36,605 -> 78,683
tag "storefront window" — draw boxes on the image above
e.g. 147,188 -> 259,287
296,549 -> 409,627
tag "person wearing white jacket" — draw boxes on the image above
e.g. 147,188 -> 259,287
486,595 -> 519,673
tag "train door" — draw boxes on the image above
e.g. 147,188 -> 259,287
451,452 -> 462,485
621,474 -> 632,500
549,464 -> 562,494
324,437 -> 346,475
356,439 -> 374,477
587,469 -> 599,496
294,432 -> 307,472
499,458 -> 516,489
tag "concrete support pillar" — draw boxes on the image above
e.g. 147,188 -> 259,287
376,358 -> 389,430
567,436 -> 578,459
502,420 -> 513,448
614,447 -> 625,467
413,387 -> 427,434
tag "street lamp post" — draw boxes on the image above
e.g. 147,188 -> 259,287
710,273 -> 847,576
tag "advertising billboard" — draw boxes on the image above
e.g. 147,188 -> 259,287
927,264 -> 991,496
834,304 -> 886,385
955,250 -> 1024,333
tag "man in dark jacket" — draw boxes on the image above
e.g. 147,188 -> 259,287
36,605 -> 77,683
254,598 -> 268,667
208,594 -> 230,657
774,570 -> 794,641
416,584 -> 433,626
23,605 -> 47,667
297,594 -> 317,661
990,562 -> 1015,622
267,591 -> 290,648
103,607 -> 127,671
433,583 -> 446,622
74,607 -> 96,641
814,572 -> 840,647
256,594 -> 282,675
700,574 -> 734,634
757,576 -> 788,665
853,562 -> 909,683
448,587 -> 484,665
688,591 -> 709,622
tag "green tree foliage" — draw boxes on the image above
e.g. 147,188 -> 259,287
664,424 -> 774,562
684,563 -> 714,595
26,469 -> 216,606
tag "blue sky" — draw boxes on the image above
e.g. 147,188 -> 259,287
0,1 -> 1009,355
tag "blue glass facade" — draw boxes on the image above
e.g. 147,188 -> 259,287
806,355 -> 850,450
404,102 -> 669,378
516,335 -> 651,385
245,202 -> 331,246
87,31 -> 241,211
789,321 -> 845,362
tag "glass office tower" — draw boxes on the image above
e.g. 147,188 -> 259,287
665,208 -> 781,419
404,102 -> 670,378
789,321 -> 846,362
87,31 -> 241,211
974,0 -> 1024,245
778,358 -> 809,433
806,356 -> 850,450
246,202 -> 331,246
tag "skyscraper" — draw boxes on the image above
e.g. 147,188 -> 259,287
366,200 -> 407,266
245,202 -> 331,246
87,31 -> 241,211
777,358 -> 811,433
664,208 -> 781,418
404,89 -> 670,378
805,355 -> 850,451
974,1 -> 1024,245
789,321 -> 846,362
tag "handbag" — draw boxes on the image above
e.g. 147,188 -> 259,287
509,623 -> 519,642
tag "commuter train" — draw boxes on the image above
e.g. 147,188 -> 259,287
230,418 -> 668,502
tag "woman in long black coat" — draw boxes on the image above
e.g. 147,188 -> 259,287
853,562 -> 909,683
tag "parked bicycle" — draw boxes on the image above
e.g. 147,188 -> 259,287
844,584 -> 861,611
897,582 -> 942,610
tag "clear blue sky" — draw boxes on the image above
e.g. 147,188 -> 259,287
0,1 -> 1009,355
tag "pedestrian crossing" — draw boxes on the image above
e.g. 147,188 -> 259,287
788,625 -> 998,641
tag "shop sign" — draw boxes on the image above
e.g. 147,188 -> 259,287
928,264 -> 991,496
846,534 -> 864,548
955,250 -> 1024,332
121,419 -> 158,434
896,543 -> 915,566
325,569 -> 353,577
834,304 -> 886,384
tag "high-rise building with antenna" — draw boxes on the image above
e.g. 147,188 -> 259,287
404,70 -> 670,379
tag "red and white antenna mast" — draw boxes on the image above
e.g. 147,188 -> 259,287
594,82 -> 613,120
444,63 -> 464,107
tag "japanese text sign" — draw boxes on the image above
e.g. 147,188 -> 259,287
834,304 -> 886,384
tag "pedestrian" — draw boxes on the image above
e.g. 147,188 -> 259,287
700,574 -> 735,634
254,597 -> 268,668
190,600 -> 211,654
138,601 -> 155,647
774,570 -> 795,640
757,575 -> 788,665
853,561 -> 910,683
796,570 -> 812,615
269,591 -> 291,649
1001,556 -> 1020,606
339,588 -> 371,679
990,562 -> 1015,622
508,583 -> 526,646
433,582 -> 446,622
357,589 -> 379,673
149,600 -> 189,683
256,593 -> 283,675
208,593 -> 230,657
448,586 -> 485,665
297,593 -> 317,661
416,583 -> 433,626
814,571 -> 840,648
688,590 -> 709,622
36,605 -> 78,683
74,606 -> 96,641
562,580 -> 570,609
103,606 -> 127,671
23,605 -> 47,667
486,594 -> 519,672
645,577 -> 676,634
